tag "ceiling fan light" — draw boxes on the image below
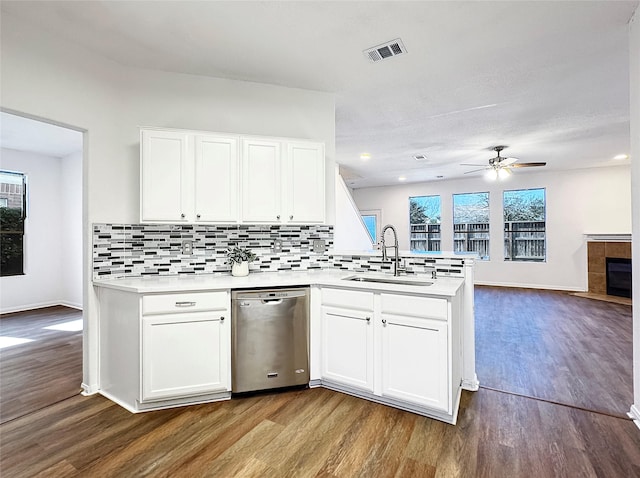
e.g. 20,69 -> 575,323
485,169 -> 498,181
498,168 -> 511,179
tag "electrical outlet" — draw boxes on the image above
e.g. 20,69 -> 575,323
313,239 -> 326,253
272,239 -> 283,253
182,240 -> 193,255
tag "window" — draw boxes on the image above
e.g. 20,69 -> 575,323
0,171 -> 27,276
409,195 -> 441,252
453,192 -> 490,260
504,188 -> 546,262
360,209 -> 381,245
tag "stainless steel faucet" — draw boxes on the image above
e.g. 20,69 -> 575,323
380,224 -> 403,276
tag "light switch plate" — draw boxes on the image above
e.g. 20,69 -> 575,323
313,239 -> 326,253
182,240 -> 193,255
272,239 -> 283,253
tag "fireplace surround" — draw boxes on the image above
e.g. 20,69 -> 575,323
587,240 -> 632,297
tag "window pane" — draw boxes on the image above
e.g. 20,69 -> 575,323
409,195 -> 441,252
453,192 -> 489,260
361,214 -> 377,243
1,171 -> 26,276
504,188 -> 546,262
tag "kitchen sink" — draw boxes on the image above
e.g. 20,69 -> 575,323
342,275 -> 434,286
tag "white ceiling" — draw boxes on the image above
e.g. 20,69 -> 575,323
0,112 -> 83,159
1,1 -> 637,187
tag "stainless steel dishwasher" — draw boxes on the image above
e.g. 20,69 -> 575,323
231,288 -> 309,393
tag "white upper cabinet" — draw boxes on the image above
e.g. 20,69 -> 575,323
241,138 -> 282,223
194,135 -> 238,223
286,142 -> 325,224
242,138 -> 325,224
141,129 -> 189,222
140,129 -> 239,224
141,128 -> 325,225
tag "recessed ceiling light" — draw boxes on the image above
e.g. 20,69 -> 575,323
360,152 -> 371,160
414,154 -> 428,161
398,176 -> 406,181
613,154 -> 629,160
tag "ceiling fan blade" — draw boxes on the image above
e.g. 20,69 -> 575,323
510,162 -> 546,168
500,157 -> 518,166
464,167 -> 489,174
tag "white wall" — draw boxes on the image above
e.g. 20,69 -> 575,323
0,149 -> 62,312
60,151 -> 83,309
334,170 -> 374,250
353,165 -> 631,291
1,12 -> 336,393
629,7 -> 640,427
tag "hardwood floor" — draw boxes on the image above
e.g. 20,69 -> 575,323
0,291 -> 638,477
475,286 -> 634,417
0,306 -> 83,423
1,387 -> 640,477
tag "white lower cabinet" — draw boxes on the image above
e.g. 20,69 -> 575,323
321,307 -> 374,391
380,313 -> 449,412
97,288 -> 231,412
142,311 -> 229,401
320,287 -> 461,423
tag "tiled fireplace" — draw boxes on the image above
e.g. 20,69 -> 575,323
587,239 -> 632,296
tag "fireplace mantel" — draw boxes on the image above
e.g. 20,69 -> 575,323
585,233 -> 632,242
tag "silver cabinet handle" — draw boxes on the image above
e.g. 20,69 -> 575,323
366,317 -> 371,323
290,215 -> 293,220
277,215 -> 281,220
196,214 -> 201,219
175,301 -> 196,307
181,213 -> 185,219
382,319 -> 387,325
220,316 -> 225,322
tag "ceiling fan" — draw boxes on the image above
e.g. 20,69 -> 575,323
462,146 -> 546,180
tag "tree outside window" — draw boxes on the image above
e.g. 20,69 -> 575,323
409,195 -> 441,252
504,188 -> 546,262
0,171 -> 27,276
453,192 -> 490,260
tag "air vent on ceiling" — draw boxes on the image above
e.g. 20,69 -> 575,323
364,38 -> 407,63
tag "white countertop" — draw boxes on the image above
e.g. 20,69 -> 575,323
93,269 -> 464,297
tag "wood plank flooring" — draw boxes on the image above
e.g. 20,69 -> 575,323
0,290 -> 638,477
0,306 -> 83,423
475,286 -> 634,417
1,387 -> 640,477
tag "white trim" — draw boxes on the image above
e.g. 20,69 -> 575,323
0,300 -> 82,315
462,375 -> 480,392
585,234 -> 632,242
474,280 -> 584,292
81,382 -> 99,396
629,404 -> 640,430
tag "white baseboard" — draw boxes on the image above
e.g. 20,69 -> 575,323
81,382 -> 99,396
474,281 -> 584,292
1,300 -> 83,315
628,404 -> 640,431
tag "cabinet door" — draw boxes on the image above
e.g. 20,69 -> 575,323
321,306 -> 374,392
285,142 -> 325,223
241,138 -> 281,223
380,313 -> 449,412
194,135 -> 239,223
141,311 -> 230,401
141,129 -> 190,222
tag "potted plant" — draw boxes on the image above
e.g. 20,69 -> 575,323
226,246 -> 257,277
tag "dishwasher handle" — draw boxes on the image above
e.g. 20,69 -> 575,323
262,298 -> 284,305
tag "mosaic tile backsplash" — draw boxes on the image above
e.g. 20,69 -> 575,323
93,223 -> 465,280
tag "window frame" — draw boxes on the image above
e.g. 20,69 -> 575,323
409,195 -> 442,252
503,187 -> 546,262
452,191 -> 490,261
0,170 -> 27,277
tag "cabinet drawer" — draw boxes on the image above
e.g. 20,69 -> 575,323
321,288 -> 373,311
142,291 -> 229,315
381,294 -> 448,320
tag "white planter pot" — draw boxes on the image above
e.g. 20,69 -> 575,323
231,261 -> 250,277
